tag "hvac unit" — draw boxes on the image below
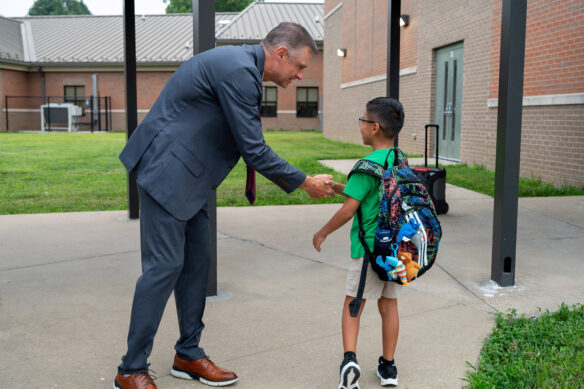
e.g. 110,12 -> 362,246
41,103 -> 82,132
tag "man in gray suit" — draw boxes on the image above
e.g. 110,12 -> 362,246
114,22 -> 333,389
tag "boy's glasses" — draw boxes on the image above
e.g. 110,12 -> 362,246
358,117 -> 376,125
359,117 -> 384,131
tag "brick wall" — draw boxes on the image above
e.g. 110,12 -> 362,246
486,0 -> 584,186
324,0 -> 342,15
490,0 -> 584,98
340,0 -> 417,84
517,105 -> 584,186
42,71 -> 171,110
324,0 -> 584,187
325,0 -> 493,155
2,69 -> 30,96
1,69 -> 33,131
2,46 -> 323,132
262,114 -> 320,131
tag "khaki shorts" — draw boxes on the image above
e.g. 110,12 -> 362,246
345,257 -> 402,300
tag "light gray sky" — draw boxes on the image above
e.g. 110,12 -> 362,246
1,0 -> 167,17
0,0 -> 323,18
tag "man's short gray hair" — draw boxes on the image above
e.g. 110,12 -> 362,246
262,22 -> 318,56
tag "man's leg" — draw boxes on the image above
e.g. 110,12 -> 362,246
118,187 -> 187,374
173,203 -> 210,360
170,204 -> 239,386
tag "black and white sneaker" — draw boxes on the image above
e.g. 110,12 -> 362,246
377,356 -> 398,386
338,352 -> 360,389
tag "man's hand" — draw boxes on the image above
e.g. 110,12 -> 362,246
299,174 -> 334,199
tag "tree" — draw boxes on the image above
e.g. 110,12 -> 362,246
28,0 -> 91,16
164,0 -> 254,14
215,0 -> 254,12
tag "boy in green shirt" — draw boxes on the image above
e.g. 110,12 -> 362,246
313,97 -> 405,388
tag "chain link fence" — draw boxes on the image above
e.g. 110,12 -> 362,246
4,95 -> 112,132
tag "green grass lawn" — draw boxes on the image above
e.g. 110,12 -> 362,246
0,132 -> 128,214
447,163 -> 584,197
0,131 -> 367,214
464,304 -> 584,388
214,130 -> 368,206
1,131 -> 583,215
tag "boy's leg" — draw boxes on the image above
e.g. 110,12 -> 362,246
342,296 -> 366,352
340,256 -> 384,389
378,297 -> 399,360
338,296 -> 365,389
377,296 -> 399,386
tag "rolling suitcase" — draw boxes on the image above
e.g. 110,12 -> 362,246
413,124 -> 449,214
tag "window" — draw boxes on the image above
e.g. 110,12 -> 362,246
296,87 -> 318,118
260,86 -> 277,117
64,85 -> 86,115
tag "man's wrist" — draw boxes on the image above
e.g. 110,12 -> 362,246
299,175 -> 313,190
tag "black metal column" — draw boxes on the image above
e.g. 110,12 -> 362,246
387,0 -> 401,146
193,0 -> 217,297
491,0 -> 527,287
386,0 -> 400,100
124,0 -> 139,219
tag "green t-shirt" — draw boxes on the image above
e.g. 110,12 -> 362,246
343,148 -> 395,258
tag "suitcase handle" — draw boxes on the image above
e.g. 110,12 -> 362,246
424,124 -> 440,168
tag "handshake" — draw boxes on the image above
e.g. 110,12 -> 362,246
299,174 -> 336,199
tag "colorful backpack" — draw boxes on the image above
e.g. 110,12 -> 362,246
347,147 -> 442,316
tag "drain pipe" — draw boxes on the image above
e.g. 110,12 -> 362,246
39,67 -> 46,104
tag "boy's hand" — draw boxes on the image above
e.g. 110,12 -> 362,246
331,181 -> 347,195
313,231 -> 327,252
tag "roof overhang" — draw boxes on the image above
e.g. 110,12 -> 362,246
0,60 -> 183,72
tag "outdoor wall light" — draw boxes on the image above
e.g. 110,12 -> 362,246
400,14 -> 410,27
337,48 -> 347,57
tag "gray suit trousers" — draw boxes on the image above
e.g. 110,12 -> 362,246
118,186 -> 209,374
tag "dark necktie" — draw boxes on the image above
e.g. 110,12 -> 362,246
245,166 -> 256,205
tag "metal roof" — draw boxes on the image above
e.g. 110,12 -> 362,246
0,2 -> 323,66
0,16 -> 25,62
215,12 -> 239,30
216,2 -> 324,43
10,13 -> 240,64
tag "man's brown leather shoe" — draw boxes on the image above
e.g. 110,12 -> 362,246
171,354 -> 238,386
113,372 -> 157,389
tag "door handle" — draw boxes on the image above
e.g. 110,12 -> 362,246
444,102 -> 453,116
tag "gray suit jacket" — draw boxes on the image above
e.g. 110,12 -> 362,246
120,44 -> 306,221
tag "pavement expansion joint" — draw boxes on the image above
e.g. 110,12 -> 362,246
218,231 -> 347,271
0,249 -> 139,273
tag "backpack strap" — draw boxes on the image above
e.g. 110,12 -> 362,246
349,206 -> 372,317
348,159 -> 384,180
393,146 -> 409,167
384,147 -> 395,169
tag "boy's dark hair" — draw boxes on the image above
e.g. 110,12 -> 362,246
262,22 -> 318,56
366,97 -> 404,139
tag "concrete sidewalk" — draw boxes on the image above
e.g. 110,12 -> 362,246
1,185 -> 583,388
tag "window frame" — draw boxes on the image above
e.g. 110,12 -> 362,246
260,86 -> 278,118
296,86 -> 319,118
64,85 -> 86,115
